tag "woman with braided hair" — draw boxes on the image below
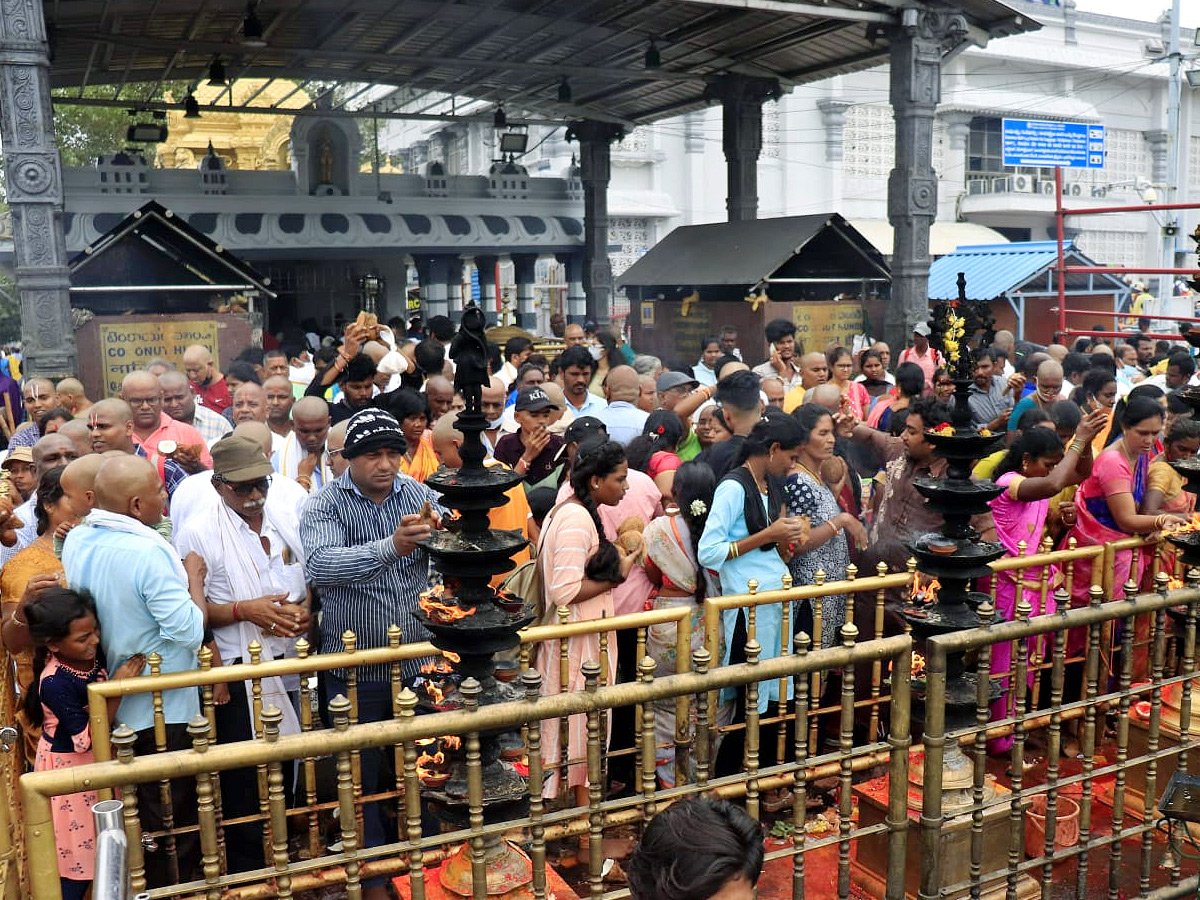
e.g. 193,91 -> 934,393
534,438 -> 639,806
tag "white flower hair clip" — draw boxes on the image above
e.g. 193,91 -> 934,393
689,499 -> 708,517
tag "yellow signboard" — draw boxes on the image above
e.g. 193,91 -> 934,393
792,302 -> 864,354
97,320 -> 220,396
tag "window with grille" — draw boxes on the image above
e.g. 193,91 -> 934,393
608,217 -> 651,278
844,105 -> 894,178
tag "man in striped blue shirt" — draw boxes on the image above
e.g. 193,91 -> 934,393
300,408 -> 446,887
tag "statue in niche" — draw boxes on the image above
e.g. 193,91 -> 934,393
317,130 -> 335,185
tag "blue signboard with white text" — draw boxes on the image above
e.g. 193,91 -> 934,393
1002,118 -> 1105,169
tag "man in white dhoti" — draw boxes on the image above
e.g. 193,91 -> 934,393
174,434 -> 310,873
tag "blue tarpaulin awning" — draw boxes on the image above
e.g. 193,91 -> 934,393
927,241 -> 1127,300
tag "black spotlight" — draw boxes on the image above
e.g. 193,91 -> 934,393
242,3 -> 266,46
557,77 -> 572,103
493,105 -> 507,129
183,92 -> 200,118
645,38 -> 661,69
207,56 -> 227,87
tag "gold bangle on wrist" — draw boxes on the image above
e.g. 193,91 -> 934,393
9,610 -> 26,628
727,541 -> 740,560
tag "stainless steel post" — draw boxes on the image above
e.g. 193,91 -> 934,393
93,799 -> 128,900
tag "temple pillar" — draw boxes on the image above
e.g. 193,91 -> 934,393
475,254 -> 498,325
885,6 -> 969,353
416,255 -> 450,320
566,120 -> 624,324
0,0 -> 77,377
704,74 -> 782,222
448,255 -> 465,321
557,252 -> 587,323
513,253 -> 539,332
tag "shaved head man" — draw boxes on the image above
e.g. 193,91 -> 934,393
232,381 -> 268,424
6,376 -> 56,450
55,377 -> 92,416
160,370 -> 232,447
263,376 -> 294,438
805,382 -> 843,413
563,322 -> 586,347
122,371 -> 166,440
87,399 -> 137,454
60,454 -> 105,520
87,398 -> 189,501
63,452 -> 206,868
425,375 -> 454,421
183,343 -> 232,414
326,420 -> 350,478
276,396 -> 333,491
597,365 -> 649,445
55,419 -> 93,459
122,369 -> 212,471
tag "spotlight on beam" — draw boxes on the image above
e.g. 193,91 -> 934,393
207,56 -> 227,87
242,2 -> 266,47
493,105 -> 507,129
557,77 -> 572,103
645,38 -> 661,69
183,91 -> 201,118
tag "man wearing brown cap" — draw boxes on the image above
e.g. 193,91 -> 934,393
175,435 -> 309,872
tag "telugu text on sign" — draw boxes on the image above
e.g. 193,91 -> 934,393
98,320 -> 221,396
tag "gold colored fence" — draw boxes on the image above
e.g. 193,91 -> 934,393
10,533 -> 1200,900
22,633 -> 915,900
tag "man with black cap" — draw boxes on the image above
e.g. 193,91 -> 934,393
494,387 -> 565,488
300,407 -> 446,893
175,434 -> 309,872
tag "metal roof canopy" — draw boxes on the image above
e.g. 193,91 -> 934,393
45,0 -> 1039,127
616,213 -> 890,290
927,241 -> 1128,300
70,199 -> 277,298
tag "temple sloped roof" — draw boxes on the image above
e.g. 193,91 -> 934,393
48,0 -> 1040,127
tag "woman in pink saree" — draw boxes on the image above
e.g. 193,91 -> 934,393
1067,396 -> 1185,610
986,413 -> 1104,754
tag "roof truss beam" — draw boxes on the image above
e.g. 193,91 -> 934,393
670,0 -> 895,25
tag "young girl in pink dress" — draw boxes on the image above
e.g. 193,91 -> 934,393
23,588 -> 144,900
986,412 -> 1105,754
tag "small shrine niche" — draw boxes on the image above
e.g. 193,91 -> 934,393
424,161 -> 449,197
488,159 -> 529,200
96,151 -> 150,194
289,116 -> 361,196
199,141 -> 228,195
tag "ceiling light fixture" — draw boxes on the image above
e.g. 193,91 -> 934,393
645,38 -> 661,69
207,56 -> 227,87
493,105 -> 507,129
183,91 -> 200,118
242,3 -> 266,47
557,77 -> 572,103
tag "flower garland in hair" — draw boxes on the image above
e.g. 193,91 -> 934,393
689,499 -> 707,517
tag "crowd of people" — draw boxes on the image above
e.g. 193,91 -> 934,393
1,312 -> 1198,899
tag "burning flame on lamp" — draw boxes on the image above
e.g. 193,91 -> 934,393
909,572 -> 941,605
416,749 -> 447,782
418,585 -> 476,623
911,652 -> 926,680
1164,515 -> 1200,536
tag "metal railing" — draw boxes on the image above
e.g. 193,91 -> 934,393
21,634 -> 915,900
9,532 -> 1200,900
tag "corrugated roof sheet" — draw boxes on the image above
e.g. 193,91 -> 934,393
927,240 -> 1125,300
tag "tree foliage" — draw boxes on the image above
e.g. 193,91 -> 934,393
50,83 -> 190,167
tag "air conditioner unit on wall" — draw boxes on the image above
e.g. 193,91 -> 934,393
1069,183 -> 1083,196
1040,181 -> 1057,195
1012,175 -> 1033,193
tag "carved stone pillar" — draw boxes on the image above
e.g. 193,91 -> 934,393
886,6 -> 968,353
817,99 -> 853,163
566,120 -> 624,324
703,74 -> 782,222
416,255 -> 450,320
556,252 -> 587,323
513,253 -> 538,332
0,0 -> 76,377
